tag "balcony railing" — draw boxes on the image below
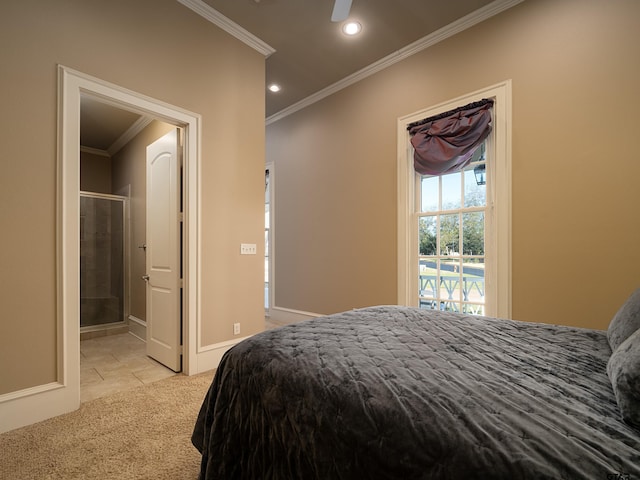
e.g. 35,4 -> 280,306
419,275 -> 484,312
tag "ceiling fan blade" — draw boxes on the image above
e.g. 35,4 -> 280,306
331,0 -> 352,22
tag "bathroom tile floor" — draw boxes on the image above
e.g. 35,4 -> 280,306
80,332 -> 176,403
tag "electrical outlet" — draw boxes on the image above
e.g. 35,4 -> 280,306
233,323 -> 241,335
240,243 -> 257,255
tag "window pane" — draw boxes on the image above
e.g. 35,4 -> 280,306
439,259 -> 461,303
420,258 -> 437,274
439,214 -> 459,255
415,140 -> 490,315
463,304 -> 484,315
464,167 -> 486,208
419,216 -> 437,255
418,264 -> 437,299
421,176 -> 439,212
442,301 -> 460,313
462,212 -> 484,255
440,257 -> 461,275
420,299 -> 439,310
441,172 -> 461,210
462,259 -> 484,304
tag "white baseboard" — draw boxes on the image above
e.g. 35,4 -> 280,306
128,315 -> 146,341
191,307 -> 321,374
268,306 -> 322,326
0,382 -> 79,434
194,337 -> 252,373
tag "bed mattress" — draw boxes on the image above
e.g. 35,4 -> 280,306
192,306 -> 640,479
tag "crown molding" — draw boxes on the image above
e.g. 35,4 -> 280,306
266,0 -> 524,124
80,145 -> 110,157
107,115 -> 153,156
176,0 -> 275,57
80,115 -> 152,157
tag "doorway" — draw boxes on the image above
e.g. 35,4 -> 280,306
79,109 -> 183,399
57,66 -> 201,417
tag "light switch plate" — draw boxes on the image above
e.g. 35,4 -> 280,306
240,243 -> 257,255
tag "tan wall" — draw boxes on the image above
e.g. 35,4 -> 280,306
266,0 -> 640,329
0,0 -> 266,395
111,120 -> 175,322
80,151 -> 112,194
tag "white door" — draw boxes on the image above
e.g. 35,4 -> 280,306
145,129 -> 181,372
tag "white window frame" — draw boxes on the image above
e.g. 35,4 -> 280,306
397,81 -> 512,319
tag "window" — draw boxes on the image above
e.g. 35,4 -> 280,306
397,82 -> 512,318
418,145 -> 487,314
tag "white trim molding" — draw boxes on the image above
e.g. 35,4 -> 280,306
266,0 -> 523,124
194,307 -> 322,373
397,81 -> 512,319
0,383 -> 71,434
128,314 -> 146,327
269,306 -> 322,326
128,315 -> 147,342
108,115 -> 153,156
176,0 -> 275,57
57,66 -> 203,377
265,162 -> 274,315
80,145 -> 110,157
195,337 -> 251,373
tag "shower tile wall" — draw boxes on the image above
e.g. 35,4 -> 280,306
80,196 -> 124,327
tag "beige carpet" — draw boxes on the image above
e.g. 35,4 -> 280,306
0,371 -> 215,480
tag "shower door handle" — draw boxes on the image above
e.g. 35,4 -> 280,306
142,275 -> 150,282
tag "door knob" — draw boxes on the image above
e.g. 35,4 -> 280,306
142,275 -> 150,282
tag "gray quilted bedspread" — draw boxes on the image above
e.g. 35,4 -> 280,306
192,306 -> 640,479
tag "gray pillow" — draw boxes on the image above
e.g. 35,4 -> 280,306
607,327 -> 640,428
607,288 -> 640,352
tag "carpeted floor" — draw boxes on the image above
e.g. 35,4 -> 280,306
0,371 -> 215,480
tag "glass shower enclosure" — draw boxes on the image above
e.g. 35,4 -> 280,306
80,192 -> 127,330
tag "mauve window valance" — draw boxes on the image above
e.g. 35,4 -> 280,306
407,98 -> 494,176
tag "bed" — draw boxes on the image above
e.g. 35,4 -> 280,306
192,291 -> 640,479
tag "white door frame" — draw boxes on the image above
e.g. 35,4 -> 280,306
59,66 -> 201,376
70,68 -> 199,366
265,162 -> 274,315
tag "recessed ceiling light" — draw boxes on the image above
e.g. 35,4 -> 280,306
267,84 -> 281,93
342,21 -> 362,36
